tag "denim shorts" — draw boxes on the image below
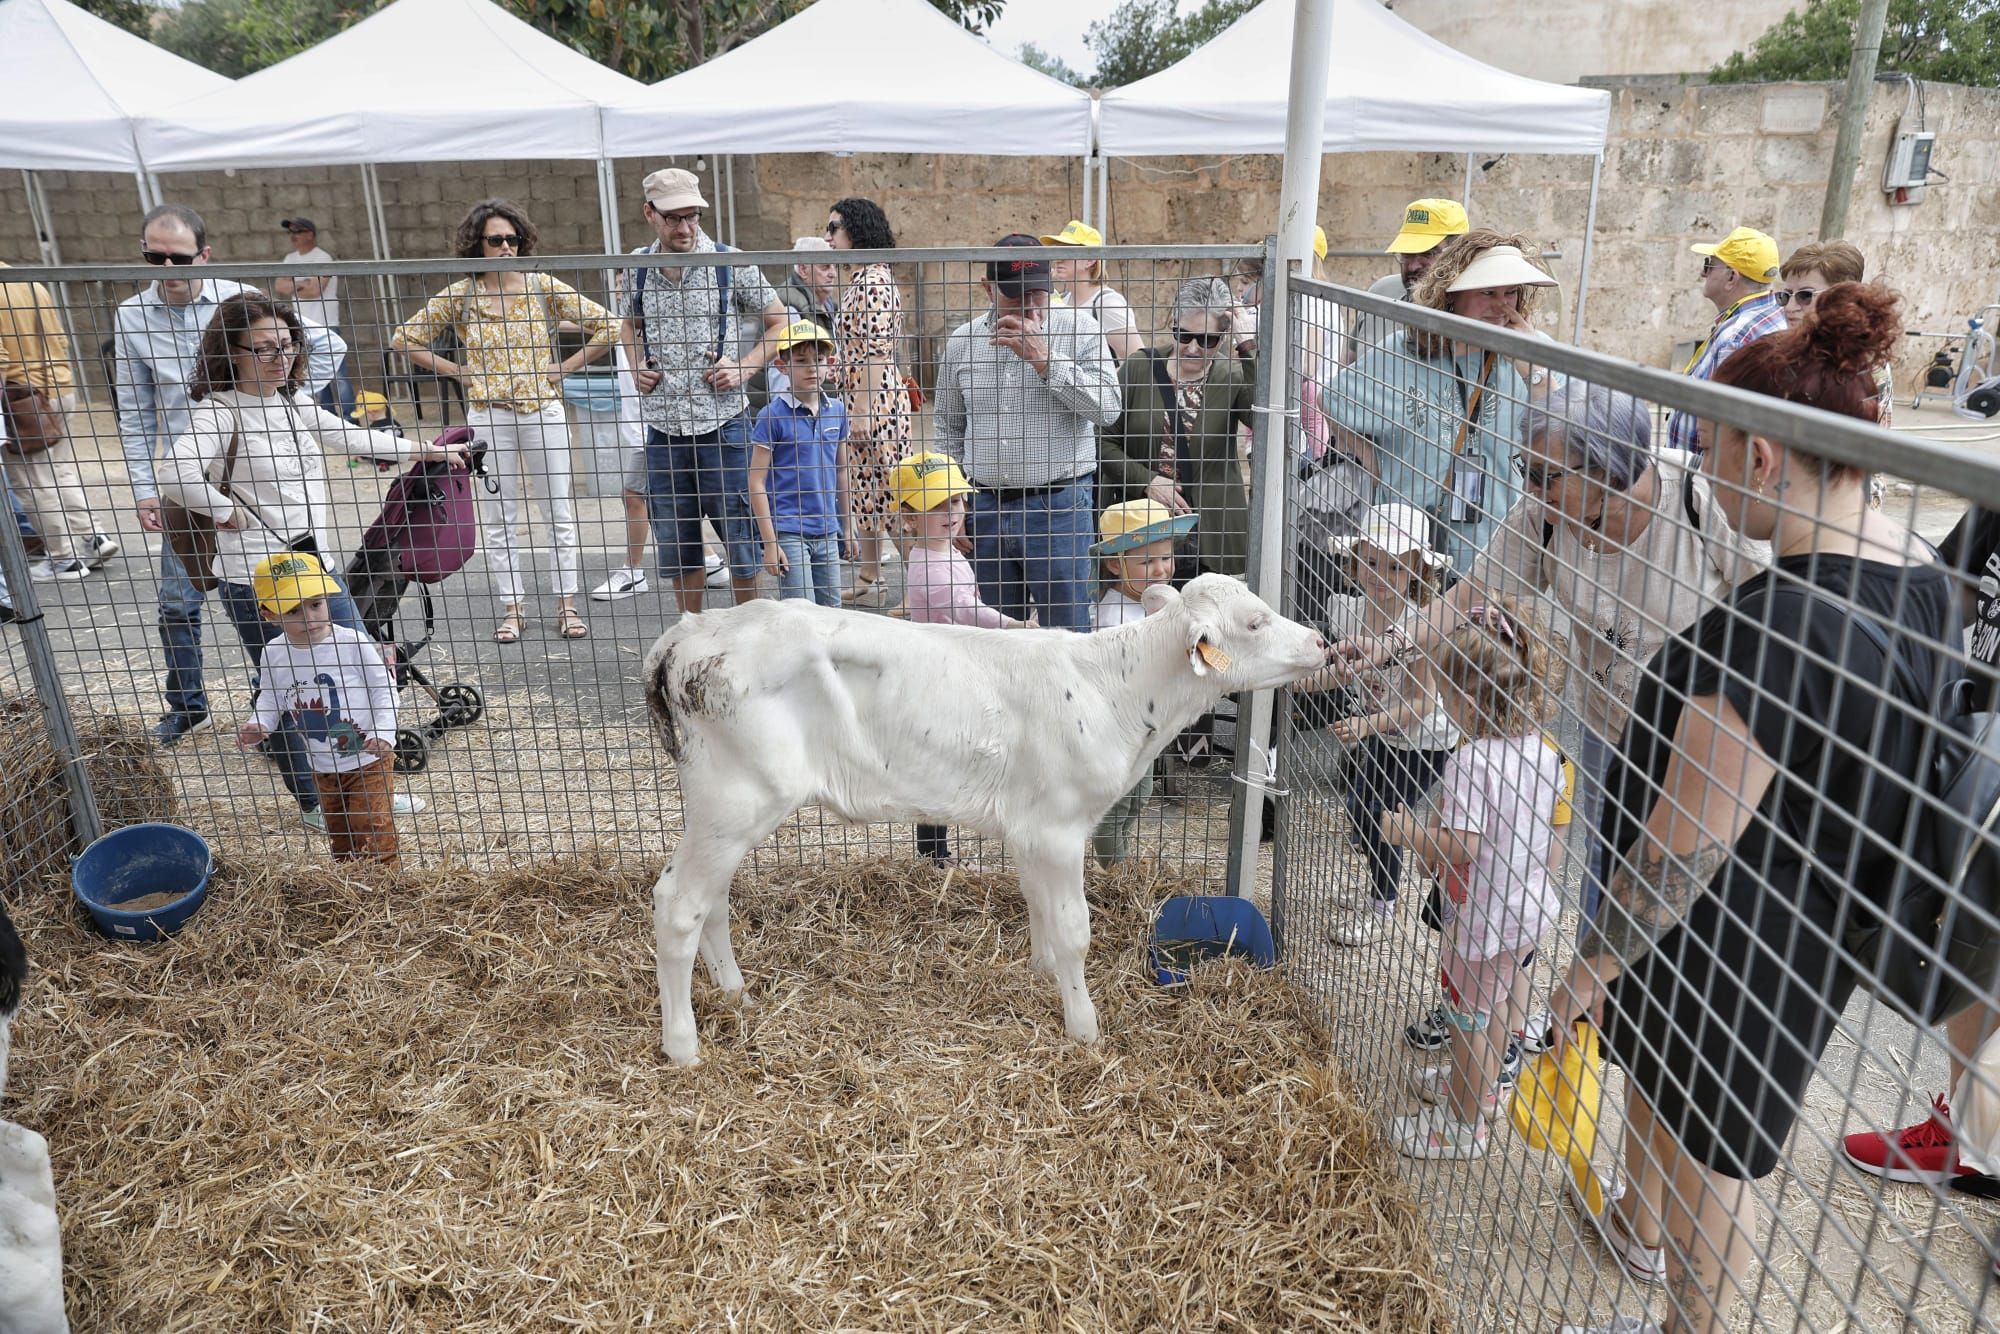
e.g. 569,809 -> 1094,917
644,414 -> 761,579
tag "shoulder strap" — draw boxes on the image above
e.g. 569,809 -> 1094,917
1148,350 -> 1181,451
713,243 -> 735,363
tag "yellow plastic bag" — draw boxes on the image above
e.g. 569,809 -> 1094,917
1510,1021 -> 1605,1214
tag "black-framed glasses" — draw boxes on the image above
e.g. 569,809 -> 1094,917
1776,287 -> 1818,307
1699,257 -> 1720,276
482,233 -> 524,249
1514,451 -> 1584,491
234,340 -> 297,362
824,220 -> 846,236
1172,328 -> 1224,350
141,248 -> 200,266
656,208 -> 701,226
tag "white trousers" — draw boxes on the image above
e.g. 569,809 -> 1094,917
469,402 -> 579,603
3,400 -> 98,561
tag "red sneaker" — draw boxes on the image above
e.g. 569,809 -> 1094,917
1843,1094 -> 1975,1184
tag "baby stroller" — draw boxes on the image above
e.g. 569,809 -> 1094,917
344,427 -> 495,774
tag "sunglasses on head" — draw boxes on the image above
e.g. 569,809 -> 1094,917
142,248 -> 200,266
1172,328 -> 1224,350
1776,287 -> 1818,307
482,233 -> 524,249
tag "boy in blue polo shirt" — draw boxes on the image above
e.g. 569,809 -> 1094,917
749,320 -> 850,606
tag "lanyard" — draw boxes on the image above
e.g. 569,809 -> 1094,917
1451,351 -> 1497,458
1681,292 -> 1767,374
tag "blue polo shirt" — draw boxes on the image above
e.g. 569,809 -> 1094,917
752,392 -> 848,537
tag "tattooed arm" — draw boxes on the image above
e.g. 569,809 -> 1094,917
1557,691 -> 1778,1036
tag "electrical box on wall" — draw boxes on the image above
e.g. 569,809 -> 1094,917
1884,128 -> 1936,202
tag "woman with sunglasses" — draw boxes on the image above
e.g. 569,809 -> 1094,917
391,199 -> 616,643
1778,239 -> 1894,432
157,292 -> 467,825
824,197 -> 912,607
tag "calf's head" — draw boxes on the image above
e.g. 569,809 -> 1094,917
1143,574 -> 1329,691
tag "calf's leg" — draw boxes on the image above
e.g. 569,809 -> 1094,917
1017,838 -> 1099,1044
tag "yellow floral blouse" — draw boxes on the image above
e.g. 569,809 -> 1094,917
392,274 -> 615,413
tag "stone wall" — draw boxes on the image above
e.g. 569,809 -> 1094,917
6,78 -> 1996,386
1386,0 -> 1796,85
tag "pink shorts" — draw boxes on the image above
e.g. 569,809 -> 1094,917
1438,938 -> 1524,1029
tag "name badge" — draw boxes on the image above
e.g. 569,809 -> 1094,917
1448,462 -> 1484,523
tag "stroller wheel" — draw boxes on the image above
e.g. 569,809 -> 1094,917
393,728 -> 430,774
438,683 -> 485,728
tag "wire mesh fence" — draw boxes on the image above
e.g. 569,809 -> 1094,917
0,240 -> 1268,890
1275,265 -> 2000,1332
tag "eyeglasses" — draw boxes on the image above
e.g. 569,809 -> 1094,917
235,340 -> 297,362
656,209 -> 701,227
1775,287 -> 1818,307
1699,257 -> 1719,276
142,248 -> 201,266
482,233 -> 524,250
1513,452 -> 1597,491
1172,328 -> 1224,350
824,220 -> 846,236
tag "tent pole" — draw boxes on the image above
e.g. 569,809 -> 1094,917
1462,151 -> 1474,205
360,163 -> 399,393
1227,0 -> 1333,895
1097,153 -> 1109,237
22,172 -> 60,266
597,157 -> 620,254
1079,154 -> 1092,230
1571,151 -> 1602,345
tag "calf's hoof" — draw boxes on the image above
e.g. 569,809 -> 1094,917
662,1031 -> 703,1067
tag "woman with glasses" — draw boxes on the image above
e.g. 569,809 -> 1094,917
391,199 -> 616,643
157,292 -> 467,824
1778,239 -> 1894,429
824,197 -> 912,608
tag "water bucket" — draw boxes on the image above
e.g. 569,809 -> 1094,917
71,823 -> 213,942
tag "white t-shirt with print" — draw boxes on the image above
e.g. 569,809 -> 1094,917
249,623 -> 397,775
1438,734 -> 1564,962
1094,586 -> 1146,630
281,246 -> 340,332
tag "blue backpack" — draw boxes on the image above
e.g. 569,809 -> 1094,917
630,242 -> 733,366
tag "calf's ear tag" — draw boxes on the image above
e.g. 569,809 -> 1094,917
1196,641 -> 1232,672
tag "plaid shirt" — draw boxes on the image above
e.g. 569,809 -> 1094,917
625,232 -> 779,437
1665,291 -> 1786,454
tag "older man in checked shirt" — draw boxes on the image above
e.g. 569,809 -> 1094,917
932,234 -> 1120,633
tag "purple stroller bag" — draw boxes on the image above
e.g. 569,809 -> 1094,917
360,427 -> 481,584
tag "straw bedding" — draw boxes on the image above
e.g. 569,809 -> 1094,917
0,695 -> 176,893
5,853 -> 1446,1331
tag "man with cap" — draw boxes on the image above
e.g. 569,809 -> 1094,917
621,167 -> 789,616
1340,198 -> 1470,366
1665,225 -> 1786,456
272,216 -> 354,421
932,234 -> 1120,634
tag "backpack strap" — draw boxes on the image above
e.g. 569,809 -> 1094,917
713,243 -> 735,363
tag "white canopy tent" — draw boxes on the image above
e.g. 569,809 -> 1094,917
1096,0 -> 1613,336
0,0 -> 230,259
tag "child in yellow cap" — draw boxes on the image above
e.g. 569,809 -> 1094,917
1087,498 -> 1195,864
891,452 -> 1034,865
234,551 -> 407,868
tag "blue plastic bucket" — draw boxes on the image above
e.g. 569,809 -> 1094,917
71,823 -> 213,942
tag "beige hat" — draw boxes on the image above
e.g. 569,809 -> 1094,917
642,167 -> 708,213
1445,244 -> 1558,293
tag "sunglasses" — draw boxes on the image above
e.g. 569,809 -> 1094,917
1699,257 -> 1719,276
235,340 -> 297,362
1172,328 -> 1224,350
482,233 -> 524,249
1775,287 -> 1818,307
824,220 -> 846,235
142,248 -> 201,266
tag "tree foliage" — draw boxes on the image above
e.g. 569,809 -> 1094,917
156,0 -> 1008,81
1712,0 -> 2000,87
1080,0 -> 1254,89
70,0 -> 155,37
1017,40 -> 1089,87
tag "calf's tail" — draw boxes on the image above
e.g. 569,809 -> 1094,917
644,638 -> 684,762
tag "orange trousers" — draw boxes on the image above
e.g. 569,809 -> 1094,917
312,757 -> 401,869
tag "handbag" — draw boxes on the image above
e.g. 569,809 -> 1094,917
158,414 -> 244,593
1,376 -> 64,455
1510,1022 -> 1606,1214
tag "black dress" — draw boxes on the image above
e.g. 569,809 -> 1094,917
1597,553 -> 1954,1180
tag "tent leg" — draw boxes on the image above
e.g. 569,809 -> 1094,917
22,171 -> 60,266
1079,155 -> 1091,229
1571,151 -> 1602,346
597,158 -> 622,255
1462,151 -> 1474,207
1097,154 -> 1109,237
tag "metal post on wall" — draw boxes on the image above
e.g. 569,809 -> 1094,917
0,479 -> 103,857
1572,151 -> 1603,345
1462,151 -> 1475,207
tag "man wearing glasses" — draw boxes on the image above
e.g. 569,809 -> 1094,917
1664,225 -> 1785,457
112,202 -> 347,747
622,168 -> 787,615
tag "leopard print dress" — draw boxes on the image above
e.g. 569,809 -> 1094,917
833,263 -> 913,538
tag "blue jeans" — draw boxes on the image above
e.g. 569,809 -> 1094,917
775,532 -> 842,606
644,415 -> 760,580
1573,729 -> 1613,947
158,537 -> 211,719
965,477 -> 1095,633
317,355 -> 357,421
217,575 -> 365,811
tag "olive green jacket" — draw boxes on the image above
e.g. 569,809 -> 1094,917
1097,349 -> 1257,575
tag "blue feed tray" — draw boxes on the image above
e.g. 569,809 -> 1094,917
71,823 -> 213,942
1149,895 -> 1276,986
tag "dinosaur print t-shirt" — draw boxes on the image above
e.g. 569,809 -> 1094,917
250,623 -> 399,774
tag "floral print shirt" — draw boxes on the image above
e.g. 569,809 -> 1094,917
393,273 -> 614,413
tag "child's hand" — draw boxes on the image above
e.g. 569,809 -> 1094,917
1332,712 -> 1381,744
362,737 -> 394,760
235,722 -> 268,749
1378,805 -> 1409,846
763,541 -> 789,578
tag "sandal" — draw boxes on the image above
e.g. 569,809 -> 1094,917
494,609 -> 525,644
557,607 -> 589,640
841,573 -> 882,605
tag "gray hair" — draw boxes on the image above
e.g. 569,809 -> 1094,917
1171,275 -> 1236,328
1523,381 -> 1652,491
792,236 -> 832,253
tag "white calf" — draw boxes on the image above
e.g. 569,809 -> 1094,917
641,573 -> 1329,1066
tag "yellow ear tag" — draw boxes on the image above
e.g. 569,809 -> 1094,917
1197,642 -> 1232,672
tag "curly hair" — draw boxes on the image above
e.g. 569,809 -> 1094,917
1407,229 -> 1550,359
1436,595 -> 1564,741
453,198 -> 539,261
190,293 -> 307,400
829,197 -> 895,250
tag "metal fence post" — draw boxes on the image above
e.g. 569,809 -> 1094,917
0,474 -> 104,857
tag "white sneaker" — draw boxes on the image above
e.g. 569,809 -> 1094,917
703,552 -> 731,588
86,533 -> 121,568
28,557 -> 88,582
1390,1106 -> 1488,1160
1410,1064 -> 1511,1108
302,808 -> 327,832
1521,1007 -> 1558,1053
1577,1173 -> 1666,1286
392,793 -> 426,815
1328,904 -> 1391,946
591,567 -> 649,601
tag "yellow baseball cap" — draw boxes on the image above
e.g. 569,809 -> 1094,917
1690,226 -> 1781,284
1313,225 -> 1328,262
1039,219 -> 1104,247
890,452 -> 973,513
773,319 -> 834,355
253,550 -> 343,615
1384,198 -> 1470,255
1092,498 -> 1197,556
